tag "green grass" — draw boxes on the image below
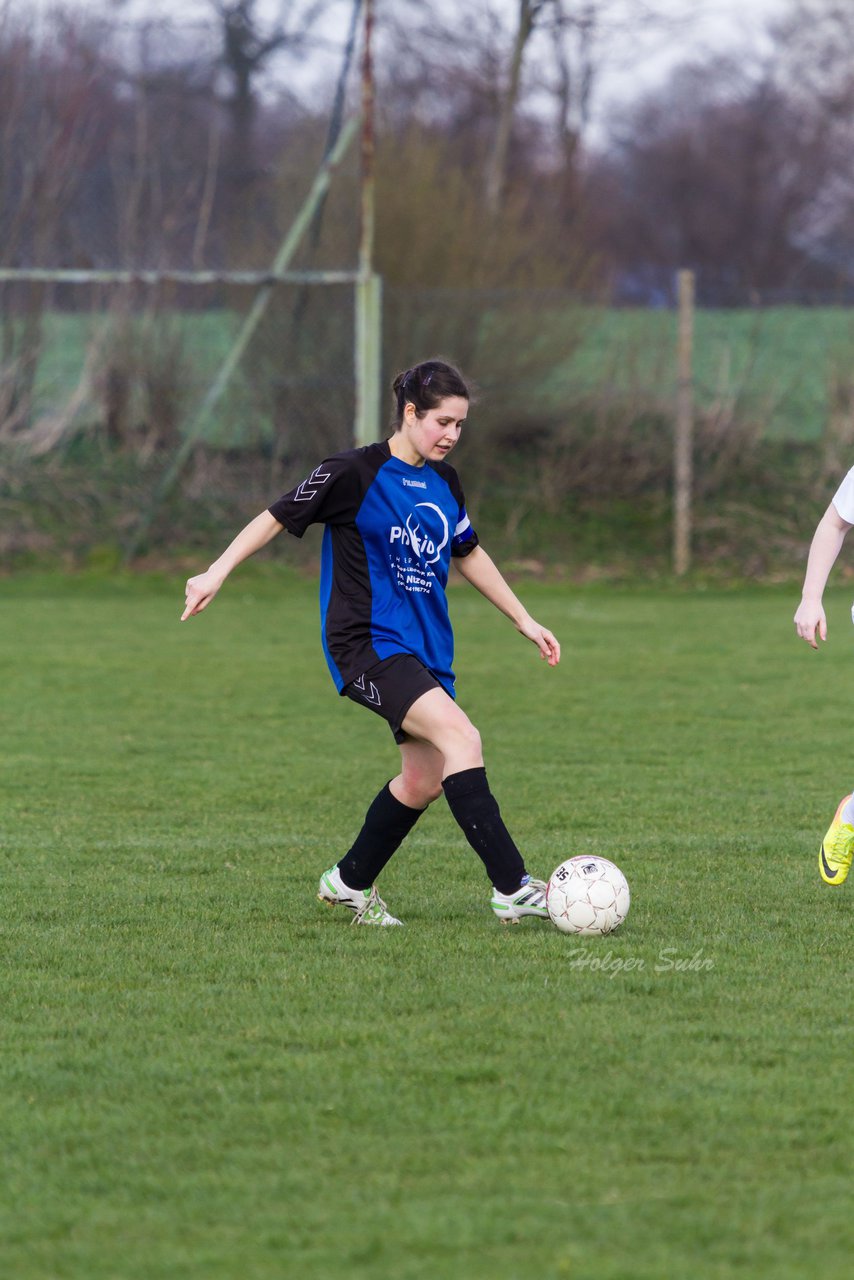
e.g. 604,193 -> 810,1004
548,304 -> 854,441
28,304 -> 854,444
3,570 -> 854,1278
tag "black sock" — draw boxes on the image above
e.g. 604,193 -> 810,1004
336,783 -> 425,891
442,767 -> 526,894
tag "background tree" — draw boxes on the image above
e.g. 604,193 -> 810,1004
767,0 -> 854,284
484,0 -> 550,215
592,56 -> 838,300
214,0 -> 303,177
0,7 -> 123,432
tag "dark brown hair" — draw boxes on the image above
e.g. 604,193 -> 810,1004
390,358 -> 470,430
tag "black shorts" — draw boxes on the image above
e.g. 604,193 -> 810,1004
343,653 -> 444,744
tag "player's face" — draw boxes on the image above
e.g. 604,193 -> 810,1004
401,396 -> 468,465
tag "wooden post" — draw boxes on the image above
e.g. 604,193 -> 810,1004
674,269 -> 695,576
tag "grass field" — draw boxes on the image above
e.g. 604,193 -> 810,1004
3,569 -> 854,1279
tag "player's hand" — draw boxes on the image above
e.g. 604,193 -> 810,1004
793,598 -> 826,649
518,615 -> 561,666
181,570 -> 224,621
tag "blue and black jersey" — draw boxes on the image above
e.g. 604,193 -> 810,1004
268,441 -> 479,698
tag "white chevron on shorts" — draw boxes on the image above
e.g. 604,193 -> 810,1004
353,673 -> 382,706
293,465 -> 332,501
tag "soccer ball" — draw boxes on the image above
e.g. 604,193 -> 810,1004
546,856 -> 630,936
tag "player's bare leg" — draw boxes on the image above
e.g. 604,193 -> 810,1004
400,687 -> 483,777
401,689 -> 547,921
391,737 -> 444,809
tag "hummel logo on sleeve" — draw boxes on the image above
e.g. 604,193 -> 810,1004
294,465 -> 332,501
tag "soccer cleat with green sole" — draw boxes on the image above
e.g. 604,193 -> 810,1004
317,865 -> 404,925
819,795 -> 854,886
491,875 -> 549,924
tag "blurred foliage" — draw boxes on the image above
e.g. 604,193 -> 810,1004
2,0 -> 854,578
0,389 -> 840,581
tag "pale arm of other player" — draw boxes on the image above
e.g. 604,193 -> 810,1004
453,544 -> 560,666
180,510 -> 284,621
794,502 -> 853,648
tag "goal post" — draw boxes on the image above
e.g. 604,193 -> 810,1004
355,271 -> 382,445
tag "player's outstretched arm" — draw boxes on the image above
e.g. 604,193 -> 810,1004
454,545 -> 560,667
794,503 -> 852,649
181,511 -> 284,621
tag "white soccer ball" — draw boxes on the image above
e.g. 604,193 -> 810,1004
546,856 -> 631,936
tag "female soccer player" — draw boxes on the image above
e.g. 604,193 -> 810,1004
794,466 -> 854,885
181,358 -> 561,925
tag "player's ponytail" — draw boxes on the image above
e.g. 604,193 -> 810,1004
391,358 -> 471,429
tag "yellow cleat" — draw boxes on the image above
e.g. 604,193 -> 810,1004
819,795 -> 854,886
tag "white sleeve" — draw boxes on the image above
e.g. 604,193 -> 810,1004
832,468 -> 854,523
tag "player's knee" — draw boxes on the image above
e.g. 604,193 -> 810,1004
399,771 -> 443,808
448,718 -> 482,764
418,778 -> 444,807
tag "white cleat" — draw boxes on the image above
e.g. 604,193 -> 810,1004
317,865 -> 404,926
490,875 -> 549,924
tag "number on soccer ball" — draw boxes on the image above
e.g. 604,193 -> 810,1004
546,856 -> 631,936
